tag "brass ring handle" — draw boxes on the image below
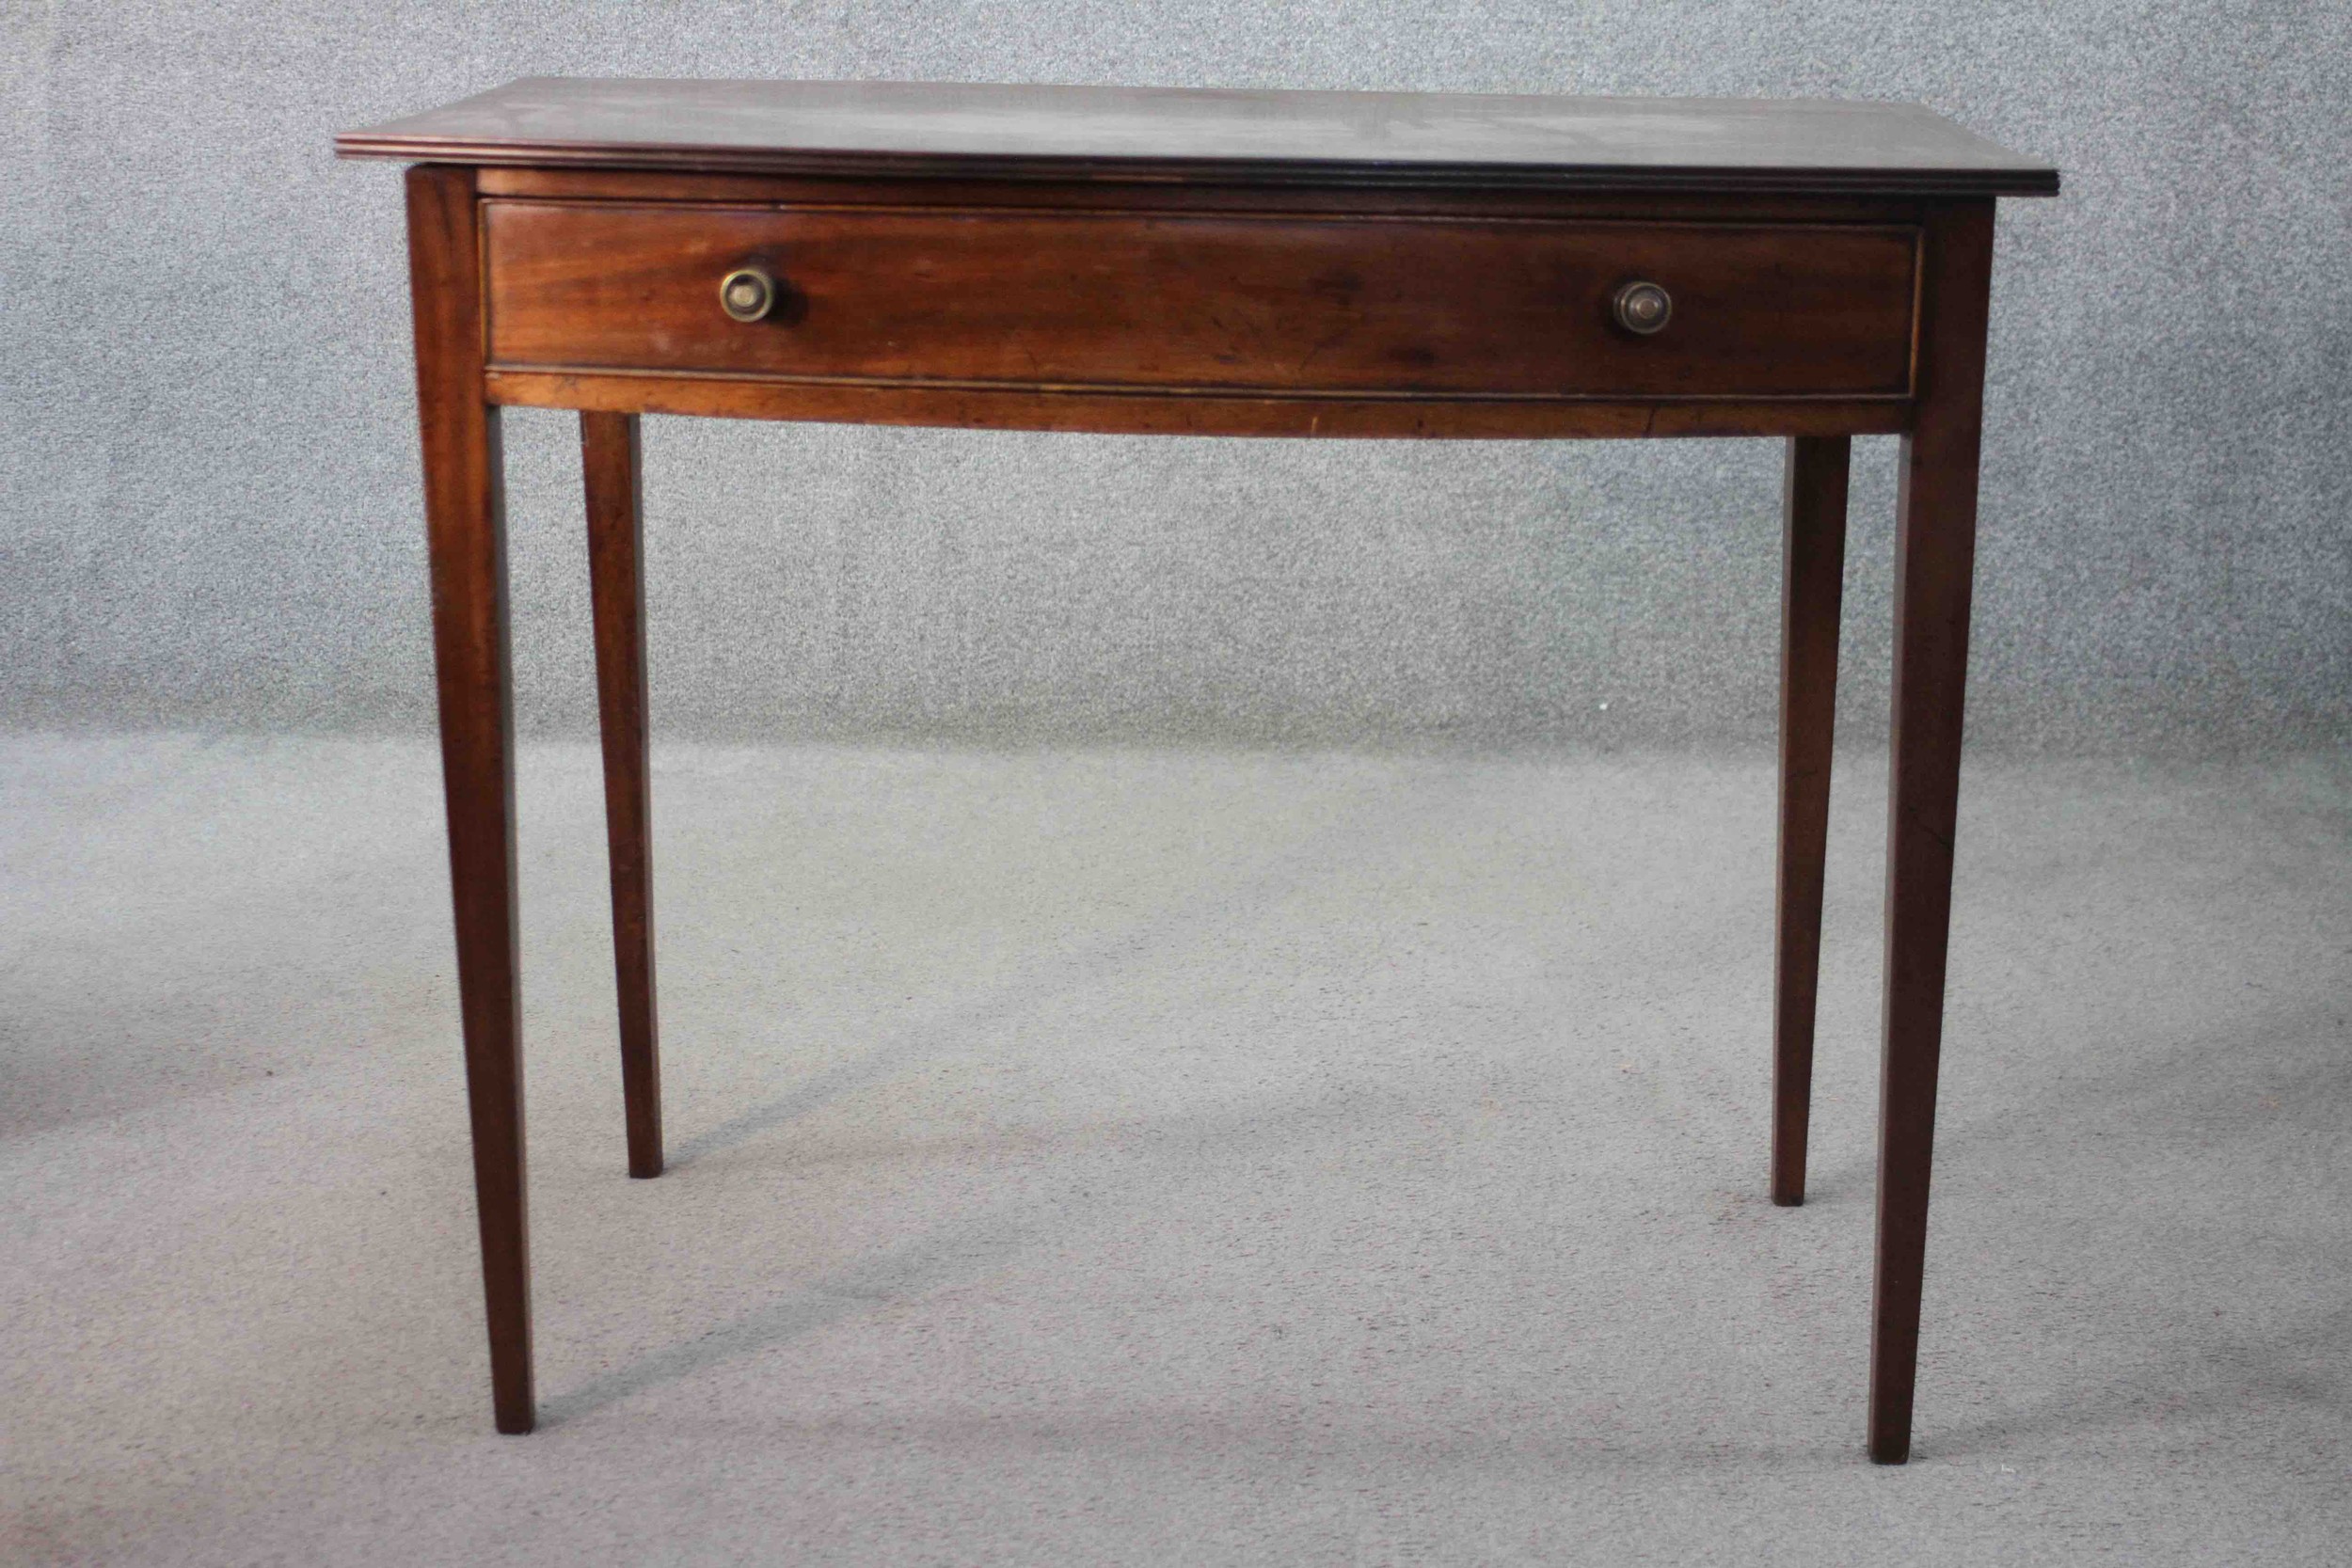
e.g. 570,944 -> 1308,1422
1613,280 -> 1673,336
719,266 -> 777,323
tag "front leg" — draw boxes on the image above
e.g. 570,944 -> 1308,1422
408,163 -> 534,1434
1868,198 -> 1994,1465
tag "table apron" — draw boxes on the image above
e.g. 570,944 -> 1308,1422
478,198 -> 1923,420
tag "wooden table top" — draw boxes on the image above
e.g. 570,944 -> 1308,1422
337,79 -> 2058,197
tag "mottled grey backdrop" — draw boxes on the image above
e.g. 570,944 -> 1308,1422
3,2 -> 2345,752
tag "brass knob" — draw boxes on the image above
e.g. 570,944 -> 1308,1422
719,266 -> 776,323
1613,280 -> 1673,336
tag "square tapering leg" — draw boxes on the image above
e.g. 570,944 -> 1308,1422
408,165 -> 534,1434
1772,435 -> 1850,1207
1868,198 -> 1994,1465
581,411 -> 664,1180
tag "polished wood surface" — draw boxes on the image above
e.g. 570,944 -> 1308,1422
1772,435 -> 1850,1208
483,201 -> 1919,401
338,79 -> 2058,196
485,369 -> 1913,439
581,411 -> 662,1180
360,79 -> 2053,1462
405,163 -> 533,1435
471,165 -> 1941,219
1869,198 -> 1995,1465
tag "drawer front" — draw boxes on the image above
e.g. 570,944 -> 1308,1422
482,200 -> 1918,400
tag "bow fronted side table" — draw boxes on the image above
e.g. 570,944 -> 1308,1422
336,79 -> 2058,1461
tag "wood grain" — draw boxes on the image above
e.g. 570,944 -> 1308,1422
483,201 -> 1919,401
406,163 -> 534,1435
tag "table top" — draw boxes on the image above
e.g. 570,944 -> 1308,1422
336,79 -> 2058,197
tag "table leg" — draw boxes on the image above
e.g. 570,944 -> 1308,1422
581,411 -> 664,1179
1772,436 -> 1850,1207
408,165 -> 534,1434
1868,199 -> 1994,1464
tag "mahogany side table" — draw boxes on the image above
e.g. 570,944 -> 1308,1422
336,79 -> 2058,1461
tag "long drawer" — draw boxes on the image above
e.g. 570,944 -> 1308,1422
480,199 -> 1919,400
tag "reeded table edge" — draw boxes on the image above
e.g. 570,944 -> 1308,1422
331,136 -> 2061,198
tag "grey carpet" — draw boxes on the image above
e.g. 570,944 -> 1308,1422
3,735 -> 2347,1563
